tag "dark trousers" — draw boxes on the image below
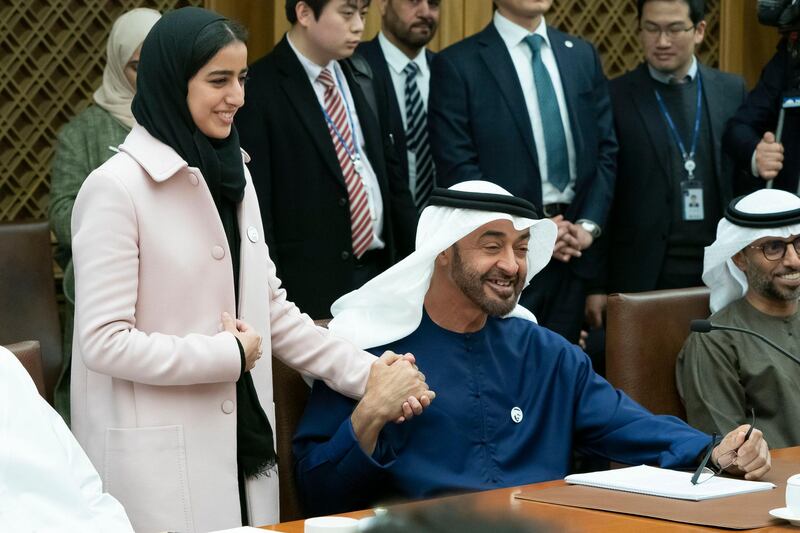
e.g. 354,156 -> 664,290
518,260 -> 585,344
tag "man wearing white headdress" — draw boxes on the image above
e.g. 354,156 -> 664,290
0,347 -> 133,532
293,181 -> 770,516
677,189 -> 800,448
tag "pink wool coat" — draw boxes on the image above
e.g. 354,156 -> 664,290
70,125 -> 375,533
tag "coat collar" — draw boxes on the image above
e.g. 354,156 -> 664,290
120,124 -> 250,183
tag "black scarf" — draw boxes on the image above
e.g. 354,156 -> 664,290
132,7 -> 275,478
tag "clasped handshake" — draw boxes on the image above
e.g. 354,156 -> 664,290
221,312 -> 436,450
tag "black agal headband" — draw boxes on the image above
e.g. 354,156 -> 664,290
724,195 -> 800,228
426,188 -> 539,219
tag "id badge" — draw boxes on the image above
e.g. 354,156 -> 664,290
681,180 -> 704,221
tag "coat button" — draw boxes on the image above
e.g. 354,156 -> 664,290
221,400 -> 234,414
341,251 -> 350,260
247,226 -> 259,243
211,245 -> 225,260
188,173 -> 199,186
338,197 -> 347,207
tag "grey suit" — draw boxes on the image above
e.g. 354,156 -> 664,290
599,62 -> 747,293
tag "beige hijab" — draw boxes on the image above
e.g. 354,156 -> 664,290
93,8 -> 161,129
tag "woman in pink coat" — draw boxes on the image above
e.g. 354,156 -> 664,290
70,8 -> 430,533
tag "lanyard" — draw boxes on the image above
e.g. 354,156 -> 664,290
653,72 -> 703,178
319,67 -> 363,172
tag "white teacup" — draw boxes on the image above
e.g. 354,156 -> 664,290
304,516 -> 359,533
786,474 -> 800,515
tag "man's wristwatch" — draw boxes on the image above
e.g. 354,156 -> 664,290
577,220 -> 601,239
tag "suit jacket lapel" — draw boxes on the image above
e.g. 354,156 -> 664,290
698,64 -> 726,193
547,28 -> 583,153
344,64 -> 390,197
273,38 -> 345,185
369,38 -> 406,155
629,63 -> 673,180
477,24 -> 538,168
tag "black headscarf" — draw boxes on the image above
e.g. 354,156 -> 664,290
132,7 -> 275,482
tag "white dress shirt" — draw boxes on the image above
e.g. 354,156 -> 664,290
648,55 -> 698,85
287,35 -> 385,250
378,31 -> 430,194
494,11 -> 577,206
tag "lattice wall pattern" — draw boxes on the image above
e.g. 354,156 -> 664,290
0,0 -> 202,222
549,0 -> 720,79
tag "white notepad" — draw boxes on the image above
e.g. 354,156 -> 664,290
565,465 -> 775,501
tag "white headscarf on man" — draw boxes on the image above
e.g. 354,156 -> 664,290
328,181 -> 559,349
93,8 -> 161,129
703,189 -> 800,313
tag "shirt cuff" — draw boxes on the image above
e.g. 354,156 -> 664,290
751,150 -> 759,177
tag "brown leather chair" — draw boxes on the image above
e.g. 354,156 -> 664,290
272,318 -> 331,522
4,340 -> 46,399
605,287 -> 710,420
0,221 -> 62,404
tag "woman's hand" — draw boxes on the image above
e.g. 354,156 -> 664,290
222,312 -> 262,372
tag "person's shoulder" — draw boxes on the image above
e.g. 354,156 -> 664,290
546,25 -> 597,58
491,316 -> 579,353
610,63 -> 647,87
437,26 -> 485,59
59,105 -> 120,139
246,47 -> 282,84
700,64 -> 745,88
0,346 -> 39,393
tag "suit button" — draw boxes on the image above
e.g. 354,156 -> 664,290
211,245 -> 225,259
188,173 -> 200,186
221,399 -> 234,414
341,251 -> 350,260
338,197 -> 347,207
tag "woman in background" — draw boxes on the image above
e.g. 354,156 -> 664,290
48,8 -> 161,423
70,7 -> 430,533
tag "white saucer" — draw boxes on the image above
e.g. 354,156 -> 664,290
769,507 -> 800,526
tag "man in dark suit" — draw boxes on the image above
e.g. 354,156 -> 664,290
723,38 -> 800,196
428,0 -> 617,342
236,0 -> 417,319
585,0 -> 747,328
357,0 -> 440,211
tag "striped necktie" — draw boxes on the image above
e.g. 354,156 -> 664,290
524,34 -> 570,192
403,61 -> 435,210
318,68 -> 373,258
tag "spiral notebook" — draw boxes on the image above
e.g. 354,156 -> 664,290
565,465 -> 775,501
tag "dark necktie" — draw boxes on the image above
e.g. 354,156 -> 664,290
403,62 -> 435,210
318,68 -> 373,258
524,34 -> 570,192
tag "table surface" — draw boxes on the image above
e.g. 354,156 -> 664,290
260,447 -> 800,532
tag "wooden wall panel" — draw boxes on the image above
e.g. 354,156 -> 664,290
720,0 -> 780,88
0,0 -> 202,223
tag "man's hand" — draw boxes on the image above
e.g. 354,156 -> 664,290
351,352 -> 435,455
584,294 -> 607,329
712,424 -> 771,480
570,223 -> 594,252
551,215 -> 581,263
755,131 -> 784,180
